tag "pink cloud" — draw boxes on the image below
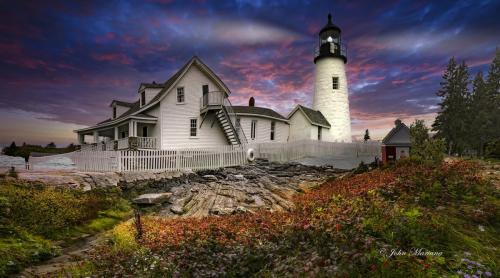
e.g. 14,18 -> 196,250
91,53 -> 132,65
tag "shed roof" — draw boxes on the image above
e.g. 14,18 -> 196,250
382,121 -> 411,146
288,105 -> 331,128
232,106 -> 287,121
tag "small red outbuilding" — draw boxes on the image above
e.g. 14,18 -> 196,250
381,119 -> 412,164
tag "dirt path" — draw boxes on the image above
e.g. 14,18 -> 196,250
19,233 -> 103,277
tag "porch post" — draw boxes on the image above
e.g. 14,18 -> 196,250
114,126 -> 119,140
129,121 -> 136,137
77,133 -> 85,145
93,131 -> 99,143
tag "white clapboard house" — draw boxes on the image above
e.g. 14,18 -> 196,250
75,14 -> 353,150
75,56 -> 291,150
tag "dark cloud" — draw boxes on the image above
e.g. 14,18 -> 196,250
0,0 -> 499,144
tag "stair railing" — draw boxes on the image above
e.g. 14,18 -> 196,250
223,97 -> 248,144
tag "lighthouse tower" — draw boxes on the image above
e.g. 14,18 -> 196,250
312,14 -> 352,142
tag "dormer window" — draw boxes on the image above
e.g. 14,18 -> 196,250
141,91 -> 146,106
113,106 -> 116,119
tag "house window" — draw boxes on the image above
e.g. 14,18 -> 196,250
141,91 -> 146,106
177,87 -> 184,103
121,131 -> 126,138
113,106 -> 116,119
202,84 -> 209,94
332,77 -> 339,90
251,120 -> 257,140
318,126 -> 322,141
142,126 -> 148,137
270,121 -> 275,141
190,119 -> 197,137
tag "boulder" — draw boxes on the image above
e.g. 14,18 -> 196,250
133,193 -> 172,204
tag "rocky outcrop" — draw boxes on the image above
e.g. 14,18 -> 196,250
133,193 -> 172,204
155,159 -> 347,217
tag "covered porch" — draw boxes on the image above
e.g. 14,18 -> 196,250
76,116 -> 159,151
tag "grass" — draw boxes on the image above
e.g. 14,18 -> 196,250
0,178 -> 132,276
76,159 -> 499,277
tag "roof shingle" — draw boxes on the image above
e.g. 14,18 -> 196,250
232,106 -> 287,121
291,105 -> 331,128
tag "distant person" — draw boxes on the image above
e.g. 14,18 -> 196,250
24,156 -> 30,170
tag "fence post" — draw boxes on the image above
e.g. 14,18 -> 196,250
116,151 -> 122,172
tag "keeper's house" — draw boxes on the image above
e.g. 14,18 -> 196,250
75,56 -> 290,150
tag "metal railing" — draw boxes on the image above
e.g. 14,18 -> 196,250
224,97 -> 248,144
314,42 -> 347,58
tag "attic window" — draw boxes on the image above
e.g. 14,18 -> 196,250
141,91 -> 146,106
113,106 -> 116,119
332,77 -> 339,90
177,87 -> 185,103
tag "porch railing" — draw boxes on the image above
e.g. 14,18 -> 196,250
117,138 -> 129,150
137,137 -> 157,149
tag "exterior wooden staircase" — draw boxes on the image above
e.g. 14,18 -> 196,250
200,91 -> 247,145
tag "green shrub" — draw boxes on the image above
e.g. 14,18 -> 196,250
0,181 -> 123,237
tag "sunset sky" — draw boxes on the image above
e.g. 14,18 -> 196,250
0,0 -> 499,146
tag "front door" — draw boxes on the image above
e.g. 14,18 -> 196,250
202,84 -> 209,106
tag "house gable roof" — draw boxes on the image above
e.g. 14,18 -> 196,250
288,105 -> 331,128
148,56 -> 231,105
109,100 -> 135,108
382,121 -> 411,146
232,106 -> 287,122
76,56 -> 229,133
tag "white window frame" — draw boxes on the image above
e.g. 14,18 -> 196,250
251,120 -> 257,140
177,87 -> 185,103
190,118 -> 197,137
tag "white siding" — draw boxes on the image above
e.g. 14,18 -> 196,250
113,105 -> 129,119
288,110 -> 314,141
143,88 -> 162,105
159,65 -> 228,148
238,116 -> 288,143
396,147 -> 410,159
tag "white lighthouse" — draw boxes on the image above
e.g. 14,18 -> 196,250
312,14 -> 352,142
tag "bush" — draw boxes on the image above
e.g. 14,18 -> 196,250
0,181 -> 124,237
485,140 -> 500,158
78,160 -> 499,277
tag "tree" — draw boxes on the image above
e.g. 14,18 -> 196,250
485,49 -> 500,145
363,129 -> 370,142
432,58 -> 470,155
46,142 -> 56,148
469,71 -> 489,156
411,120 -> 445,164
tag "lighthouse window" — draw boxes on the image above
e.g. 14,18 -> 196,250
332,77 -> 339,90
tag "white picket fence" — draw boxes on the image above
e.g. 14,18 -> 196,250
72,145 -> 248,172
69,140 -> 380,172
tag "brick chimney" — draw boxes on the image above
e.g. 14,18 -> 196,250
249,97 -> 255,107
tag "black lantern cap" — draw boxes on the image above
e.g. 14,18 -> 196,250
319,13 -> 341,35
